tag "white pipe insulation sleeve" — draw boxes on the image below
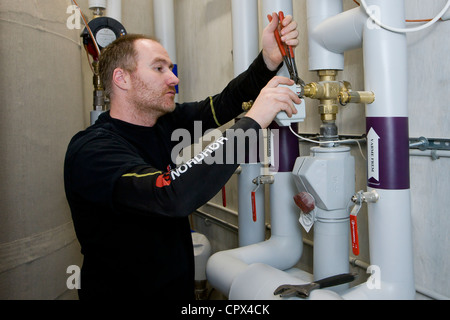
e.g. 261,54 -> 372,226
353,0 -> 414,299
106,0 -> 122,22
231,0 -> 259,77
153,0 -> 178,101
206,173 -> 303,297
89,0 -> 106,9
261,0 -> 293,20
153,0 -> 177,65
238,164 -> 266,247
230,264 -> 343,300
192,232 -> 212,282
309,7 -> 366,56
306,0 -> 345,71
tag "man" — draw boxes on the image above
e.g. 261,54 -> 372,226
64,13 -> 300,300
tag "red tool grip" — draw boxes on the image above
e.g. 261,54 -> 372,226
278,12 -> 295,59
267,14 -> 287,57
350,215 -> 360,256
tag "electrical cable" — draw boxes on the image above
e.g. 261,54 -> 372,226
359,0 -> 450,33
289,125 -> 367,160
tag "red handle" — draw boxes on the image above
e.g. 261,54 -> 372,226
278,11 -> 295,59
267,14 -> 287,57
350,215 -> 360,256
251,191 -> 257,222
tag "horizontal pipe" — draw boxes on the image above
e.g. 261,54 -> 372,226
310,7 -> 366,55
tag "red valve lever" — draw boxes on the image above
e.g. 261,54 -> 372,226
350,215 -> 360,256
251,191 -> 257,222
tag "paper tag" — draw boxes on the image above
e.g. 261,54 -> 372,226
299,210 -> 315,233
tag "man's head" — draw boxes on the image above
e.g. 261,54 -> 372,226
99,34 -> 179,121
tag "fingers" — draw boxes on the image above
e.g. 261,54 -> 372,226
266,13 -> 279,32
280,16 -> 299,46
263,77 -> 302,115
266,76 -> 295,88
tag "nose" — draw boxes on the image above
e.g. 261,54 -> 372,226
167,69 -> 179,87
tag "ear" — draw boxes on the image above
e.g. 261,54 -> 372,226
112,68 -> 132,92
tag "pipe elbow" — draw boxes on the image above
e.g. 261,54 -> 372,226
206,234 -> 303,297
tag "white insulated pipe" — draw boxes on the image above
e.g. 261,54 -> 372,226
206,173 -> 303,297
309,7 -> 367,57
231,0 -> 266,247
153,0 -> 178,101
106,0 -> 122,22
237,164 -> 266,247
231,0 -> 259,77
306,0 -> 344,71
344,0 -> 414,300
292,146 -> 355,293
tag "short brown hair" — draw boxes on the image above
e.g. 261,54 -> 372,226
99,34 -> 158,98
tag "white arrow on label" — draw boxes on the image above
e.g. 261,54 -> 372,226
368,128 -> 380,182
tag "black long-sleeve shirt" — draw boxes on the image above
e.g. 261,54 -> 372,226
64,52 -> 278,300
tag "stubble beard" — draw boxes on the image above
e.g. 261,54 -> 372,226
130,73 -> 176,118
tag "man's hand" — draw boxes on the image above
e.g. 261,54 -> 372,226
245,76 -> 302,129
262,13 -> 299,71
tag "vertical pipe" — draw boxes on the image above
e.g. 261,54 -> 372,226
107,0 -> 122,22
238,164 -> 265,247
362,0 -> 415,299
306,0 -> 344,71
153,0 -> 179,101
231,0 -> 259,77
232,0 -> 265,247
293,146 -> 355,291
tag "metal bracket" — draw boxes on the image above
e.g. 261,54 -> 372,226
410,137 -> 450,151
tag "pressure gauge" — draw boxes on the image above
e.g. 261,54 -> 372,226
82,16 -> 127,51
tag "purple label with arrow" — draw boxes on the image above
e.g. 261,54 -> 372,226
366,117 -> 410,190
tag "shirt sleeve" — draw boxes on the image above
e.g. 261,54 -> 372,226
113,117 -> 262,218
171,52 -> 280,134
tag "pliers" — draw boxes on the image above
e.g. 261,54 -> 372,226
268,11 -> 306,97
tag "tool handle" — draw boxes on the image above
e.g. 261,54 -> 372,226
267,14 -> 287,57
277,11 -> 295,59
315,273 -> 357,289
